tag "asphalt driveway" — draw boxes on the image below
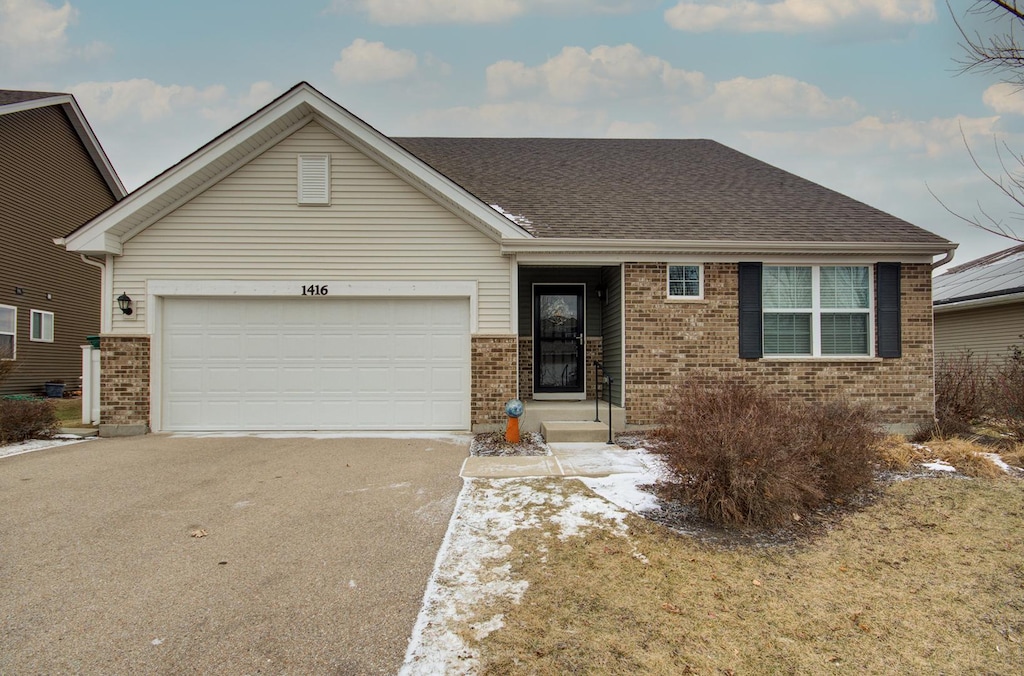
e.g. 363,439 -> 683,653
0,434 -> 468,674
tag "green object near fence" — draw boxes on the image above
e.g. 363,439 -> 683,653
86,335 -> 100,349
2,394 -> 44,401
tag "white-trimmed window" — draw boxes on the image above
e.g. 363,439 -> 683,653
763,265 -> 872,357
667,264 -> 702,299
0,305 -> 14,358
30,310 -> 54,343
297,153 -> 330,205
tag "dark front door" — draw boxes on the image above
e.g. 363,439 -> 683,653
534,285 -> 585,395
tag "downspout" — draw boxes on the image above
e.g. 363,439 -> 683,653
79,254 -> 112,333
931,247 -> 956,270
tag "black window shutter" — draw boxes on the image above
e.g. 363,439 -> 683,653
876,262 -> 902,358
738,262 -> 763,359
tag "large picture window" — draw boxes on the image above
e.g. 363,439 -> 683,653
0,305 -> 15,358
762,265 -> 872,357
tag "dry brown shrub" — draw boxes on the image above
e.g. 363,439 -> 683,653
0,399 -> 60,444
933,350 -> 992,438
657,377 -> 880,529
876,434 -> 925,471
991,342 -> 1024,441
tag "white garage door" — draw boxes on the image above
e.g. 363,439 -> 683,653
161,297 -> 470,431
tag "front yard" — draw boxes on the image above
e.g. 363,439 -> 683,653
405,452 -> 1024,674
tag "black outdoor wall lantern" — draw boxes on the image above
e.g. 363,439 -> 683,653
117,292 -> 133,315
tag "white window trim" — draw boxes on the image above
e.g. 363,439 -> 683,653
666,263 -> 704,300
0,304 -> 15,359
297,153 -> 330,206
30,309 -> 54,343
763,265 -> 874,358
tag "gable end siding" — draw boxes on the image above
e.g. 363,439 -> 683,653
112,121 -> 512,333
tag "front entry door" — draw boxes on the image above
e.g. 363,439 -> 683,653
534,285 -> 585,397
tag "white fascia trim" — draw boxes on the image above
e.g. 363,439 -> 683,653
308,95 -> 531,242
145,280 -> 480,333
1,95 -> 126,199
933,291 -> 1024,314
503,238 -> 951,259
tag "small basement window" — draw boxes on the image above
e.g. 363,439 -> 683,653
667,264 -> 702,299
297,153 -> 330,205
30,310 -> 54,342
0,305 -> 15,358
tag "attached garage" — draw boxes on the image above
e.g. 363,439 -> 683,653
160,296 -> 470,431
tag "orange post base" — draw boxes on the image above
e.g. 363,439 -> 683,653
505,416 -> 520,444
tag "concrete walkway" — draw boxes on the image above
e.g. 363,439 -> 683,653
461,442 -> 650,478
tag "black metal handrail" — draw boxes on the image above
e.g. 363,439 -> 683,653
593,361 -> 614,445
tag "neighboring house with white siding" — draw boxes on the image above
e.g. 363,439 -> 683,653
61,82 -> 955,436
934,244 -> 1024,362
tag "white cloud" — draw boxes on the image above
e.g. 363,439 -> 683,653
0,0 -> 107,67
664,0 -> 935,33
329,0 -> 654,25
69,79 -> 228,122
681,74 -> 860,121
487,44 -> 705,103
406,101 -> 608,135
745,114 -> 1000,158
982,82 -> 1024,115
333,38 -> 419,83
606,120 -> 658,137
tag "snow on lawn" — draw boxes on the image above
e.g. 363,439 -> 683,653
576,448 -> 675,515
0,435 -> 94,459
401,476 -> 635,675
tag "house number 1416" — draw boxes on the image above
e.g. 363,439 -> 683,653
302,284 -> 329,296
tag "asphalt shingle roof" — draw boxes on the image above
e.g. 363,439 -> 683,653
0,89 -> 65,106
934,244 -> 1024,304
394,137 -> 950,244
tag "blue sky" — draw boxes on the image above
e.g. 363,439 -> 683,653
2,0 -> 1021,266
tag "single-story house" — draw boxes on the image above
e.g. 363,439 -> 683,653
61,82 -> 955,436
1,89 -> 125,396
934,244 -> 1024,361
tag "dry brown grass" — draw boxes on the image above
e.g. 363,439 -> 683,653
876,436 -> 1007,479
875,434 -> 924,471
1003,443 -> 1024,469
472,477 -> 1024,674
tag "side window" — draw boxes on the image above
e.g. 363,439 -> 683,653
667,264 -> 702,299
30,310 -> 54,343
0,305 -> 15,358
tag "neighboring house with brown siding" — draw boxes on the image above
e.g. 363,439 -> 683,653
62,83 -> 954,436
0,90 -> 125,395
934,244 -> 1024,362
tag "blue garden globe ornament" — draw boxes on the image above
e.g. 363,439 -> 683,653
505,398 -> 524,418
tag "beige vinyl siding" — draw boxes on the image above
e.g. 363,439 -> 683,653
934,302 -> 1024,362
600,265 -> 623,406
111,121 -> 511,334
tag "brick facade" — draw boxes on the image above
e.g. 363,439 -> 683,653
518,336 -> 604,399
472,335 -> 518,428
99,335 -> 151,431
623,262 -> 935,426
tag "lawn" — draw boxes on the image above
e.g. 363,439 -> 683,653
448,475 -> 1023,674
51,397 -> 86,426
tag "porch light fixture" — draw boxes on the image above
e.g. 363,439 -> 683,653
117,292 -> 133,315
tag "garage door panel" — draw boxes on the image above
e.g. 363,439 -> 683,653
162,297 -> 469,431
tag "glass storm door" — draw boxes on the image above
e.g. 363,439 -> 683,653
534,286 -> 585,395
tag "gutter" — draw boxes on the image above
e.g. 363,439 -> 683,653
77,253 -> 112,333
501,237 -> 954,257
931,246 -> 956,270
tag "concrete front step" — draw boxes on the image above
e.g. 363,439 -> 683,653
521,400 -> 625,433
540,421 -> 614,443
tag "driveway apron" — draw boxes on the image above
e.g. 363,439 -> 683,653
0,434 -> 467,674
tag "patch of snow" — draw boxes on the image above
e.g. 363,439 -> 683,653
577,447 -> 674,514
489,204 -> 536,234
0,435 -> 93,459
922,460 -> 957,472
980,452 -> 1013,473
151,638 -> 163,646
402,477 -> 632,675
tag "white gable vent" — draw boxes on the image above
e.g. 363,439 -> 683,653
297,153 -> 330,205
